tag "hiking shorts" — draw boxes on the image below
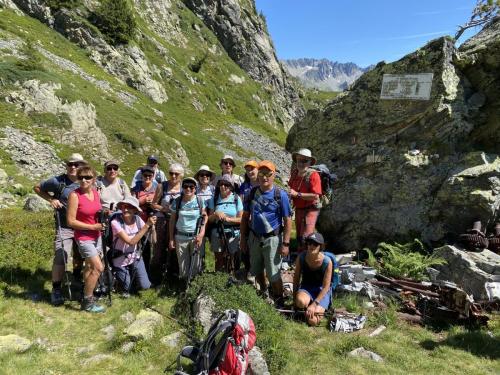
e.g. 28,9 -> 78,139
210,228 -> 240,254
248,232 -> 282,282
298,286 -> 331,309
77,237 -> 102,259
53,227 -> 75,266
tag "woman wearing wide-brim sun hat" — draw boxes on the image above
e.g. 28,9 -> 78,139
288,148 -> 322,254
194,165 -> 215,205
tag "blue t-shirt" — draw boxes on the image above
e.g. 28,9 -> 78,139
243,187 -> 291,235
208,193 -> 243,218
197,185 -> 214,206
239,181 -> 258,200
170,196 -> 205,234
40,174 -> 80,228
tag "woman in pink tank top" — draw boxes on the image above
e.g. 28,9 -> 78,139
67,165 -> 106,313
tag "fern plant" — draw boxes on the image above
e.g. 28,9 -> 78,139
364,239 -> 446,281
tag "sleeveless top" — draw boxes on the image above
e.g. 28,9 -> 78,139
299,252 -> 330,288
74,188 -> 102,241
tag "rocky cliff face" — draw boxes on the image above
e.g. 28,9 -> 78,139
283,58 -> 369,91
183,0 -> 304,130
286,19 -> 500,251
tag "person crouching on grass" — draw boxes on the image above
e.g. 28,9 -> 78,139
293,232 -> 332,326
66,166 -> 105,313
110,197 -> 156,296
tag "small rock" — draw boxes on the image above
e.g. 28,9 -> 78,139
75,344 -> 95,355
248,346 -> 270,375
160,331 -> 183,348
363,301 -> 375,309
348,347 -> 384,362
100,325 -> 115,341
0,168 -> 7,185
123,309 -> 163,341
0,334 -> 32,354
368,325 -> 387,337
23,194 -> 51,212
194,294 -> 217,334
120,342 -> 135,353
120,311 -> 135,324
81,354 -> 113,366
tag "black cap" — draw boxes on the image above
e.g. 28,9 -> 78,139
141,165 -> 155,174
147,155 -> 158,163
306,232 -> 325,245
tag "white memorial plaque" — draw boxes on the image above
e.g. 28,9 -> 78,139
380,73 -> 433,100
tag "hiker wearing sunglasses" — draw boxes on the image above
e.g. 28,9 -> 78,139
241,161 -> 292,299
289,148 -> 322,254
130,155 -> 166,190
67,165 -> 106,313
213,155 -> 244,194
131,165 -> 159,221
169,177 -> 207,280
34,153 -> 87,306
293,232 -> 332,326
207,174 -> 243,272
150,163 -> 184,283
96,160 -> 131,212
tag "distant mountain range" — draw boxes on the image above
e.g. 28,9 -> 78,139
283,58 -> 372,91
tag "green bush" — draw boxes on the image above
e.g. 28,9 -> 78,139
45,0 -> 78,11
15,39 -> 45,72
363,239 -> 446,281
91,0 -> 137,45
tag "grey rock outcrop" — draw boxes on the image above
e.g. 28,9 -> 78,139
23,194 -> 51,212
0,334 -> 32,354
0,0 -> 22,14
433,245 -> 500,300
123,309 -> 163,341
286,20 -> 500,251
12,0 -> 53,25
184,0 -> 304,130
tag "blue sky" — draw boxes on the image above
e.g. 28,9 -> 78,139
255,0 -> 480,67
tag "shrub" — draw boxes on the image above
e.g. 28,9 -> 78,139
363,239 -> 446,281
91,0 -> 136,45
45,0 -> 78,11
15,39 -> 45,72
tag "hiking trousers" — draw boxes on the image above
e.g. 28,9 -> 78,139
175,235 -> 202,279
295,207 -> 320,252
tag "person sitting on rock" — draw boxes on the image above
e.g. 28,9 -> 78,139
34,153 -> 87,306
207,174 -> 243,272
66,165 -> 105,313
293,232 -> 332,326
96,160 -> 131,213
130,155 -> 166,190
288,148 -> 322,254
169,177 -> 207,281
110,197 -> 156,295
213,155 -> 244,195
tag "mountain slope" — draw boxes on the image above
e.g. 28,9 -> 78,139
283,58 -> 369,91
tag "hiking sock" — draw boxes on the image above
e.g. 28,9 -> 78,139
52,281 -> 62,290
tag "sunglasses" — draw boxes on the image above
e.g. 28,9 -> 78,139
222,161 -> 234,166
106,166 -> 119,171
183,184 -> 196,190
296,159 -> 311,164
305,240 -> 320,247
143,174 -> 154,179
258,171 -> 274,178
198,173 -> 211,178
120,204 -> 136,210
169,172 -> 180,176
66,162 -> 81,168
77,175 -> 94,181
218,183 -> 232,189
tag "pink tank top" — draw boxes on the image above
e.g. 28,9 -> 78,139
74,188 -> 102,241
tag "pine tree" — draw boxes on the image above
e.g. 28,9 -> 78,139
92,0 -> 137,45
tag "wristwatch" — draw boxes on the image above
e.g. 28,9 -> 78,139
282,242 -> 290,246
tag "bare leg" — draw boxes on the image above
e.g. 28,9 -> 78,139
83,255 -> 104,297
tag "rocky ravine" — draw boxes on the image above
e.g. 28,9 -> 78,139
286,18 -> 500,251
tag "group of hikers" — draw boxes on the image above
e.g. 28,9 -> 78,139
34,149 -> 335,325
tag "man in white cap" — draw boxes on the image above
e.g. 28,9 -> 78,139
130,155 -> 166,190
34,153 -> 87,305
213,155 -> 244,194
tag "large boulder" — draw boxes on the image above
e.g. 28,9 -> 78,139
0,334 -> 32,354
23,194 -> 51,212
286,19 -> 500,251
433,245 -> 500,300
123,309 -> 163,341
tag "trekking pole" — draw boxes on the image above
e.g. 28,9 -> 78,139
55,209 -> 72,301
217,220 -> 232,274
98,210 -> 112,306
185,216 -> 203,292
277,308 -> 334,318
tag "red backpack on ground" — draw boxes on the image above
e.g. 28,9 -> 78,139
174,309 -> 256,375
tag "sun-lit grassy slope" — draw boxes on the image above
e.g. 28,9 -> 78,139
0,5 -> 287,185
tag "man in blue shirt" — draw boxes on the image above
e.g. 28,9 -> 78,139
33,153 -> 86,305
240,160 -> 292,299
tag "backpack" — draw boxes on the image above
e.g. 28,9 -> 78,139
244,186 -> 283,234
293,164 -> 337,208
299,251 -> 340,297
174,309 -> 256,375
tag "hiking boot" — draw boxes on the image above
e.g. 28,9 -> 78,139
51,288 -> 64,306
81,296 -> 106,313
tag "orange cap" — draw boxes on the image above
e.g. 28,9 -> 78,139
244,160 -> 258,168
258,160 -> 276,172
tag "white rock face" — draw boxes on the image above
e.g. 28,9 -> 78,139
6,79 -> 110,160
